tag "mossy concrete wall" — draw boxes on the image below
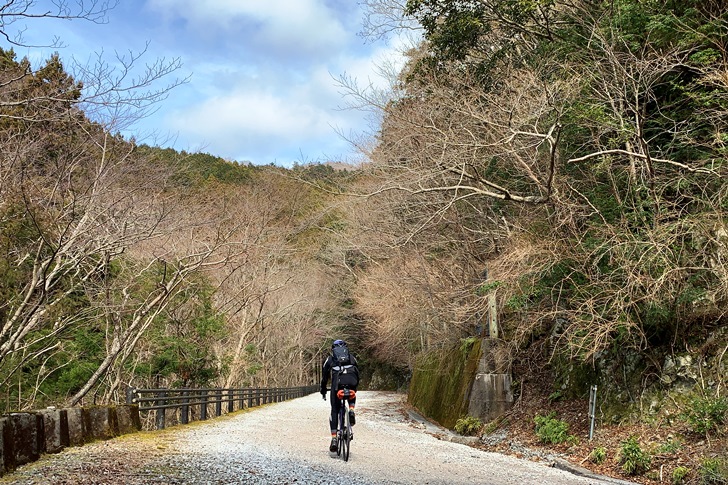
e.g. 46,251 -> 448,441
408,338 -> 482,429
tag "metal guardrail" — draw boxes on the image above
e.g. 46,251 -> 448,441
127,385 -> 318,429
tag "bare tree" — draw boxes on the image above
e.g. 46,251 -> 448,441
0,123 -> 184,409
358,0 -> 421,42
0,0 -> 116,48
340,2 -> 728,369
69,223 -> 240,405
212,174 -> 341,389
0,1 -> 189,407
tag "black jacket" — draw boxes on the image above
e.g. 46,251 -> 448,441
320,352 -> 359,393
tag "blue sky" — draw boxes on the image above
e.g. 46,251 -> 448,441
11,1 -> 413,166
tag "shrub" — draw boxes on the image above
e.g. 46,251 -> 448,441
589,446 -> 607,464
619,436 -> 651,475
534,413 -> 572,444
698,457 -> 727,485
547,390 -> 563,403
482,416 -> 508,434
455,416 -> 483,436
683,395 -> 728,437
671,466 -> 689,485
657,437 -> 683,454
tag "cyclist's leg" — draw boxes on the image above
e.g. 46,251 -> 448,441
329,391 -> 340,451
348,388 -> 357,425
330,389 -> 341,430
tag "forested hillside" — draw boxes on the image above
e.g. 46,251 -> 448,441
0,0 -> 726,482
360,0 -> 728,382
349,1 -> 728,482
344,0 -> 728,410
0,44 -> 355,407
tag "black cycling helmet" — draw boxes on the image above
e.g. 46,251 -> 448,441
332,339 -> 346,348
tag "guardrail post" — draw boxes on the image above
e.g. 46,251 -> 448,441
156,389 -> 167,430
200,390 -> 208,421
227,389 -> 234,413
181,390 -> 189,425
215,388 -> 222,417
126,386 -> 135,404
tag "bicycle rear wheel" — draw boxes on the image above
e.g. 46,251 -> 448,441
336,408 -> 343,456
342,403 -> 351,462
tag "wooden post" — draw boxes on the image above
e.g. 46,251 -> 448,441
126,386 -> 135,404
487,294 -> 498,339
181,390 -> 189,424
155,390 -> 167,430
200,390 -> 208,421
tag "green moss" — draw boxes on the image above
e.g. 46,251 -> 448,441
551,357 -> 598,399
408,338 -> 482,429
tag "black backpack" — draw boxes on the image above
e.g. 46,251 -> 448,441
331,344 -> 358,389
332,344 -> 352,365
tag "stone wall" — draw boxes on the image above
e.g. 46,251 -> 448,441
0,405 -> 141,477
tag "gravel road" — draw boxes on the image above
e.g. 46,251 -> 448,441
1,391 -> 628,484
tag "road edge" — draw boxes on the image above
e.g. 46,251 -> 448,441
404,406 -> 638,485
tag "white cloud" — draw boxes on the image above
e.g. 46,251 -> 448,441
7,0 -> 415,166
118,0 -> 414,165
175,91 -> 329,137
164,86 -> 342,162
146,0 -> 347,60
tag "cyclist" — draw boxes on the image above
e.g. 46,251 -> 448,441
320,339 -> 360,452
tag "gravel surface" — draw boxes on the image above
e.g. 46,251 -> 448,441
1,391 -> 628,484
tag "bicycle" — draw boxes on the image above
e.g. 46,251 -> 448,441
325,387 -> 356,461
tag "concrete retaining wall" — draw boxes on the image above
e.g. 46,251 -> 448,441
0,405 -> 140,477
467,373 -> 514,422
467,339 -> 514,422
409,338 -> 514,429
